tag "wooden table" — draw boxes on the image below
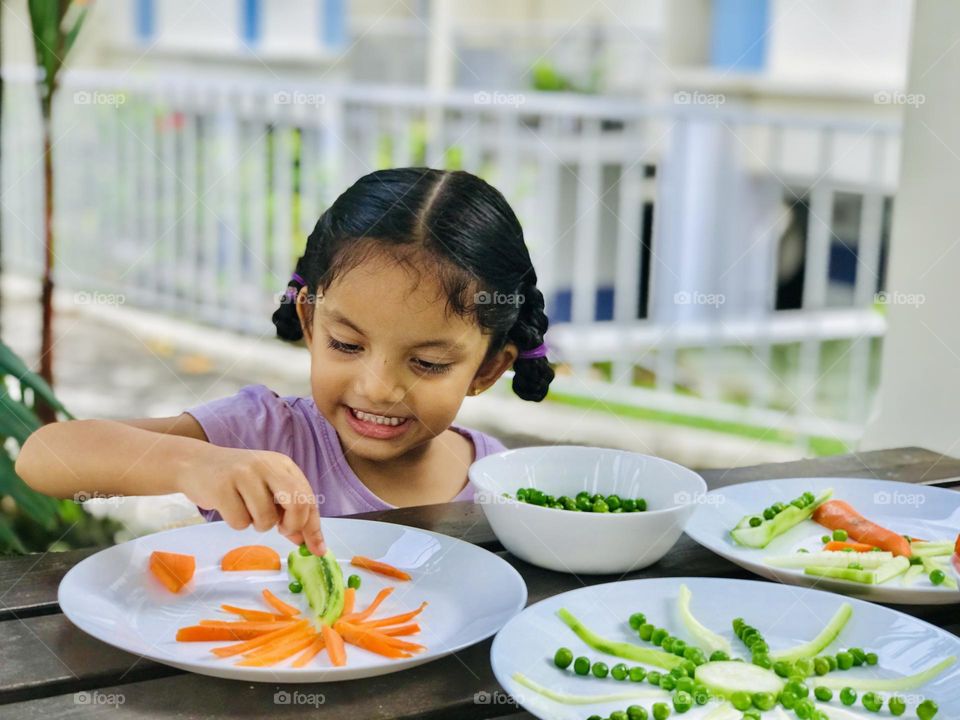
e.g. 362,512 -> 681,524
1,447 -> 958,719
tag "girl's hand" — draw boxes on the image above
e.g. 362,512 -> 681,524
176,446 -> 327,556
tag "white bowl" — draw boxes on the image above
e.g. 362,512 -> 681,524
468,446 -> 707,575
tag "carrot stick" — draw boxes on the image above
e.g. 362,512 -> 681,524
211,619 -> 309,658
198,620 -> 298,631
341,587 -> 356,617
292,634 -> 326,668
339,587 -> 394,623
220,604 -> 290,622
176,625 -> 270,642
350,556 -> 412,581
378,623 -> 420,637
359,602 -> 428,628
812,500 -> 912,557
236,632 -> 319,667
241,625 -> 315,659
262,588 -> 301,616
321,624 -> 347,666
823,540 -> 876,553
334,622 -> 411,659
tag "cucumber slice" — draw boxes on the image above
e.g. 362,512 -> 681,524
815,702 -> 875,720
902,563 -> 925,587
922,557 -> 959,589
815,656 -> 956,691
287,548 -> 345,627
678,584 -> 732,655
511,671 -> 666,705
556,608 -> 685,670
770,602 -> 851,662
766,551 -> 894,569
694,661 -> 784,699
731,489 -> 833,549
804,556 -> 910,585
911,542 -> 954,558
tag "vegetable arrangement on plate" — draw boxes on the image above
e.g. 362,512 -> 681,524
730,490 -> 959,590
513,584 -> 951,719
148,543 -> 428,668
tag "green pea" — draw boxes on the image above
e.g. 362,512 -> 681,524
651,628 -> 669,646
785,680 -> 809,699
671,639 -> 687,656
794,658 -> 814,677
591,493 -> 604,503
575,490 -> 590,501
709,650 -> 729,662
888,696 -> 906,716
672,690 -> 692,713
658,674 -> 676,691
298,543 -> 311,556
779,690 -> 798,709
669,665 -> 688,678
930,569 -> 946,586
576,496 -> 592,511
821,535 -> 831,543
826,655 -> 838,671
832,529 -> 849,541
794,699 -> 815,719
553,647 -> 573,669
732,618 -> 745,635
773,660 -> 793,678
862,691 -> 882,712
675,676 -> 694,693
288,580 -> 303,593
680,660 -> 697,676
515,488 -> 527,501
627,705 -> 648,720
573,656 -> 590,675
652,702 -> 671,720
607,495 -> 622,511
813,657 -> 830,676
917,699 -> 939,720
622,498 -> 637,512
347,574 -> 361,590
591,661 -> 609,678
592,499 -> 609,513
692,684 -> 710,705
742,712 -> 760,720
612,663 -> 629,681
748,516 -> 763,527
839,687 -> 857,706
561,496 -> 578,511
636,498 -> 647,511
683,647 -> 706,665
814,686 -> 833,702
849,647 -> 866,666
661,636 -> 675,653
730,691 -> 751,710
865,652 -> 878,665
763,507 -> 777,521
836,651 -> 854,670
629,612 -> 647,630
751,692 -> 776,710
610,712 -> 627,720
628,666 -> 646,682
646,670 -> 662,686
752,654 -> 772,670
638,623 -> 655,641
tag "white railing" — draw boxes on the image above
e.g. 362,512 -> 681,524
1,67 -> 901,447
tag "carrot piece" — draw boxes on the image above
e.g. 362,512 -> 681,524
334,622 -> 413,658
350,556 -> 412,581
342,587 -> 356,617
236,632 -> 319,667
339,587 -> 394,623
823,540 -> 876,553
211,619 -> 309,658
292,634 -> 326,668
321,624 -> 347,666
262,588 -> 300,616
813,500 -> 912,557
176,625 -> 270,642
954,533 -> 960,557
149,551 -> 195,593
220,604 -> 289,622
198,620 -> 297,631
378,623 -> 420,637
359,601 -> 428,628
240,626 -> 315,659
221,545 -> 281,571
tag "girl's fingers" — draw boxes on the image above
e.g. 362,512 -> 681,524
272,478 -> 310,538
301,504 -> 326,556
219,489 -> 254,531
237,478 -> 280,532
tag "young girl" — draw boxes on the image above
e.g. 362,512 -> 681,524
17,168 -> 555,557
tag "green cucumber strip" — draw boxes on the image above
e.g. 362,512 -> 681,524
874,556 -> 910,584
815,702 -> 874,720
816,656 -> 956,691
770,602 -> 852,662
511,671 -> 666,705
766,551 -> 894,569
902,564 -> 925,587
703,703 -> 741,720
922,557 -> 959,589
694,661 -> 784,699
730,489 -> 833,549
911,543 -> 954,558
556,608 -> 685,670
678,584 -> 732,654
803,557 -> 909,585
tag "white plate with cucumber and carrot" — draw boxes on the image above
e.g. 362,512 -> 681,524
683,477 -> 960,604
57,517 -> 527,682
491,576 -> 957,720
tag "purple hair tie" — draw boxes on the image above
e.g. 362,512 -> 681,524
518,341 -> 548,360
290,272 -> 305,286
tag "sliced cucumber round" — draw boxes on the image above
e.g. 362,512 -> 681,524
694,661 -> 784,699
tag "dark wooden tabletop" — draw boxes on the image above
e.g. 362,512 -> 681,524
0,446 -> 958,719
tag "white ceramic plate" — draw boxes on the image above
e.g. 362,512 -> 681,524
58,517 -> 527,682
684,477 -> 960,604
491,577 -> 960,720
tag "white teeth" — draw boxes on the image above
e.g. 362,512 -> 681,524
351,408 -> 406,426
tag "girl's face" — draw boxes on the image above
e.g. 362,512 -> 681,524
296,252 -> 518,464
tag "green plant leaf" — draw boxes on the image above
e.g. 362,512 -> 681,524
0,453 -> 59,528
0,513 -> 28,555
0,388 -> 41,445
0,342 -> 73,419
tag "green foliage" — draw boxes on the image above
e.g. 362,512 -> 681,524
27,0 -> 89,107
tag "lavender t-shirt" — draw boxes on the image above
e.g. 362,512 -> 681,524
185,384 -> 507,521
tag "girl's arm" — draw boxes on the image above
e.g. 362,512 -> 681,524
15,416 -> 328,555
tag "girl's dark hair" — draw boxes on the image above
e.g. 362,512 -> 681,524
272,167 -> 554,401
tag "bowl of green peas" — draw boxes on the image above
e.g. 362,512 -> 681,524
469,446 -> 706,574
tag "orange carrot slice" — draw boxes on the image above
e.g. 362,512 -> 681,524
342,587 -> 356,617
211,619 -> 309,658
292,634 -> 326,668
813,500 -> 912,557
149,551 -> 195,593
236,632 -> 319,667
360,601 -> 428,628
334,622 -> 412,658
176,625 -> 269,642
221,545 -> 281,571
378,622 -> 420,637
240,625 -> 315,659
321,624 -> 347,666
339,587 -> 394,623
350,556 -> 411,581
262,588 -> 300,616
220,604 -> 289,622
198,620 -> 297,631
823,540 -> 876,553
